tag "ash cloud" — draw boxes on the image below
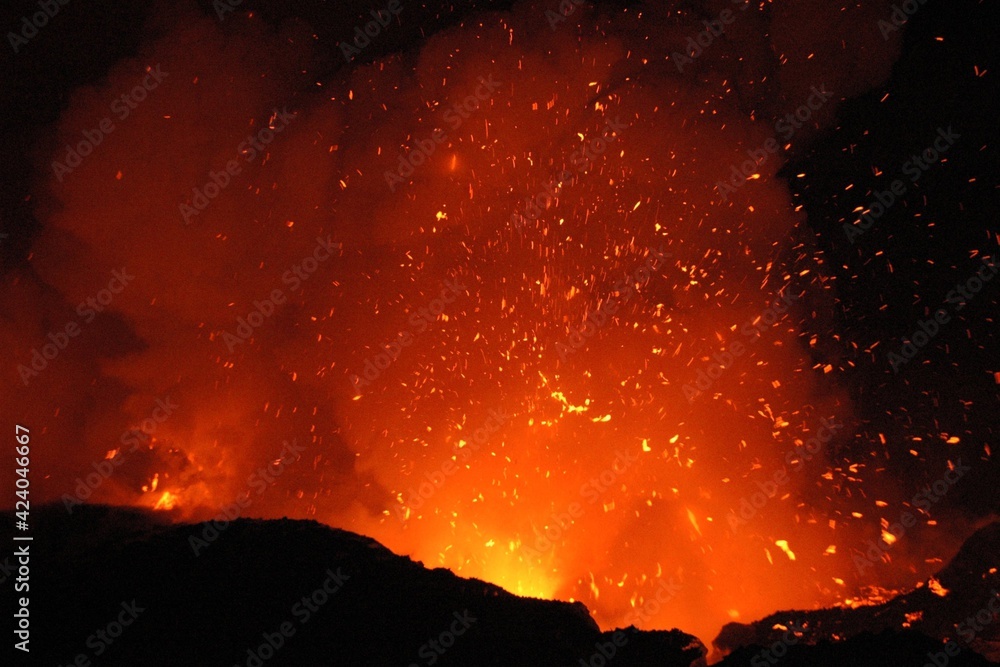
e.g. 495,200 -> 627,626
4,0 -> 914,647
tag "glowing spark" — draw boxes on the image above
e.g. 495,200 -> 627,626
928,577 -> 949,597
775,540 -> 796,561
686,508 -> 702,536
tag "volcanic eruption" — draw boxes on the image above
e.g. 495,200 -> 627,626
2,0 -> 997,659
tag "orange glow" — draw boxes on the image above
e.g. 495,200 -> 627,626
153,491 -> 179,511
21,1 -> 981,653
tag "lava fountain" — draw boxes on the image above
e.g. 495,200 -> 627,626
7,0 -> 977,650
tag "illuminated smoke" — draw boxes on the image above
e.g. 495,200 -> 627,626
6,0 -> 935,647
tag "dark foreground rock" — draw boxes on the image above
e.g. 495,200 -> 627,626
2,505 -> 704,666
4,506 -> 994,666
717,629 -> 994,667
714,521 -> 1000,665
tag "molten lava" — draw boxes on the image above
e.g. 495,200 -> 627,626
11,0 -> 986,652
